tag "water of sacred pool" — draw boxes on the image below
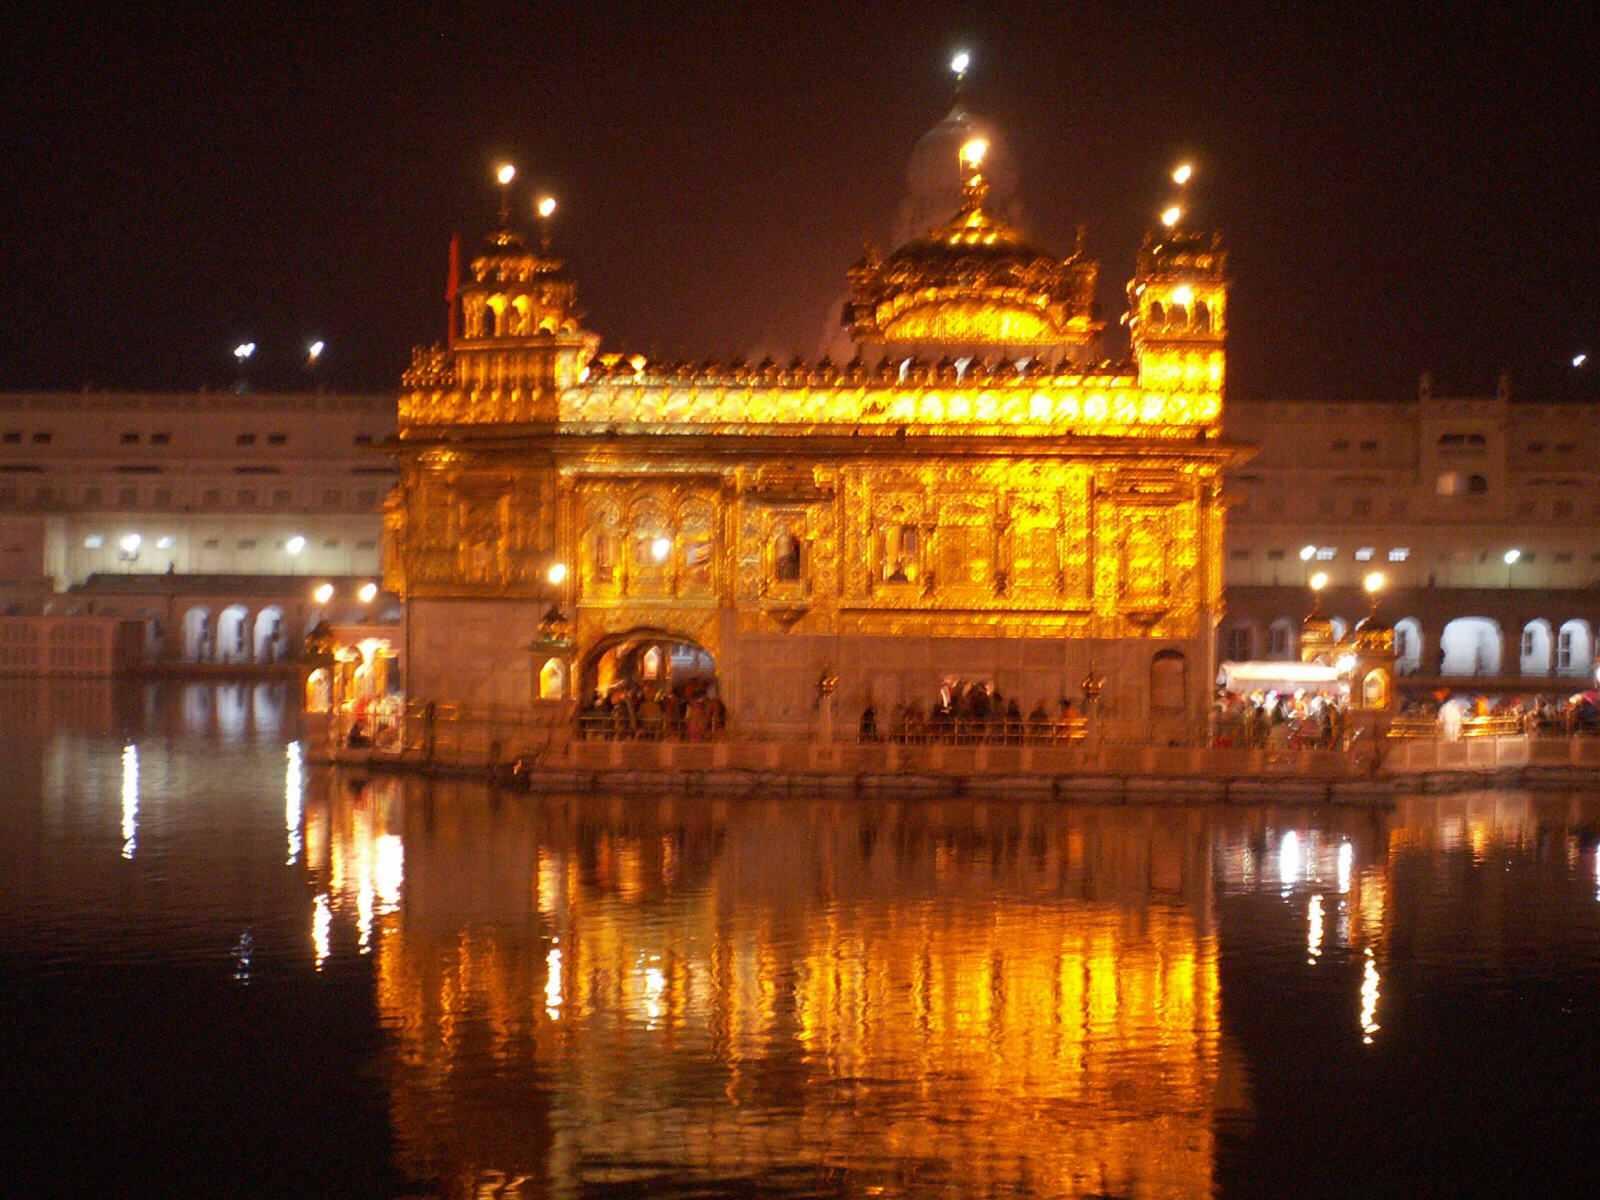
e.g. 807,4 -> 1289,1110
3,680 -> 1599,1198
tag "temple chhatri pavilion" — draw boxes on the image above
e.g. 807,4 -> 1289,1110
383,68 -> 1245,743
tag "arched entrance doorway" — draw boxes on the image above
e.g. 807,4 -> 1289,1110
1440,617 -> 1501,676
577,628 -> 721,738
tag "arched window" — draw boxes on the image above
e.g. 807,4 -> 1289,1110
305,668 -> 331,713
881,506 -> 919,583
538,657 -> 567,700
1361,669 -> 1389,709
774,530 -> 802,581
1193,300 -> 1211,330
1561,621 -> 1594,675
1151,650 -> 1186,711
1147,301 -> 1166,328
589,527 -> 617,584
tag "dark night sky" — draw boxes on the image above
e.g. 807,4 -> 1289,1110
4,1 -> 1597,401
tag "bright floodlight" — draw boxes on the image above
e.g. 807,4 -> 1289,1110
951,51 -> 970,76
961,137 -> 988,168
1575,353 -> 1589,368
1161,205 -> 1182,227
1300,544 -> 1318,561
1173,163 -> 1193,185
156,535 -> 173,550
537,195 -> 556,218
547,562 -> 568,585
358,582 -> 378,604
1504,549 -> 1521,565
1363,571 -> 1385,593
497,163 -> 516,185
120,533 -> 141,554
651,536 -> 672,563
1170,285 -> 1194,307
307,340 -> 325,362
1310,571 -> 1329,591
286,535 -> 306,555
233,342 -> 256,362
313,582 -> 334,604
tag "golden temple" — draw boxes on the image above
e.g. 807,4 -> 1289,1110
385,70 -> 1245,741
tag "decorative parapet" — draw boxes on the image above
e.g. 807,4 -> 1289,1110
553,360 -> 1220,435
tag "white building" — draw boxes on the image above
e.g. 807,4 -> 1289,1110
1221,374 -> 1600,690
0,389 -> 395,663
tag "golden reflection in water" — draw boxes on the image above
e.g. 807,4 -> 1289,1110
304,773 -> 405,969
285,741 -> 303,867
120,743 -> 138,860
306,779 -> 1244,1199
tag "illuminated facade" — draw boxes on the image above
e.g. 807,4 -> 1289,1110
388,94 -> 1241,740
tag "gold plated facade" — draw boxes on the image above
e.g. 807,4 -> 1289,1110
388,102 -> 1243,738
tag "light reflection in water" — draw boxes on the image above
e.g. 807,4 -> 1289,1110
284,742 -> 303,866
309,782 -> 1232,1198
120,743 -> 138,859
312,892 -> 331,970
545,943 -> 563,1018
1280,829 -> 1301,886
14,711 -> 1600,1198
278,781 -> 1600,1197
1360,947 -> 1382,1044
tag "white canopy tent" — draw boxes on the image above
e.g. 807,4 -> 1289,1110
1217,660 -> 1347,695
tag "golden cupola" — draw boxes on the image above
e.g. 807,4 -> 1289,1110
1300,590 -> 1335,665
1127,173 -> 1228,398
401,168 -> 598,425
844,133 -> 1102,365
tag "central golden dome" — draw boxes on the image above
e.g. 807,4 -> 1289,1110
844,147 -> 1101,359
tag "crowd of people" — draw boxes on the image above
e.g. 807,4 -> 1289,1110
576,683 -> 726,741
1212,691 -> 1348,750
858,680 -> 1089,745
1412,693 -> 1600,739
1216,688 -> 1600,750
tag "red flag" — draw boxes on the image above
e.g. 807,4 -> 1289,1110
446,233 -> 461,347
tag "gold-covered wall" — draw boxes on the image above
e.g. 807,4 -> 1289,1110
387,104 -> 1241,736
389,429 -> 1234,733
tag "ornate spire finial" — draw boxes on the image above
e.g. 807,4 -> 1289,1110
958,136 -> 990,213
1160,163 -> 1194,230
950,50 -> 971,110
495,163 -> 516,228
536,194 -> 556,254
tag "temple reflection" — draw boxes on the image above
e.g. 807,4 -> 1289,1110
308,779 -> 1247,1197
301,780 -> 1600,1196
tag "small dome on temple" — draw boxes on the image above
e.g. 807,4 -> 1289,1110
895,100 -> 1023,246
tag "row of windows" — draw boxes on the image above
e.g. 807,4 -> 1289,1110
1264,434 -> 1580,460
0,485 -> 382,510
1232,547 -> 1414,563
78,535 -> 377,553
1233,546 -> 1600,567
1,430 -> 382,448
